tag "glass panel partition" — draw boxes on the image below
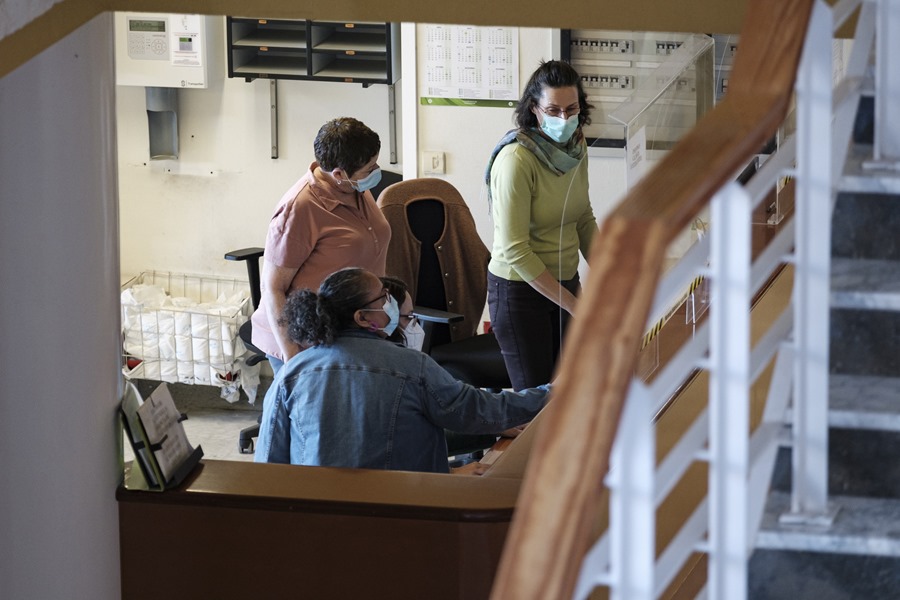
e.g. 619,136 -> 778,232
607,33 -> 715,187
605,34 -> 716,377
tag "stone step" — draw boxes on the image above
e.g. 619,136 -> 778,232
756,491 -> 900,557
749,548 -> 900,598
782,374 -> 900,432
832,136 -> 900,263
828,373 -> 900,431
838,141 -> 900,196
831,257 -> 900,311
770,428 -> 900,500
831,192 -> 900,261
829,306 -> 900,376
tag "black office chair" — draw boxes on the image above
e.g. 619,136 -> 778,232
370,169 -> 403,201
377,178 -> 512,460
225,247 -> 267,453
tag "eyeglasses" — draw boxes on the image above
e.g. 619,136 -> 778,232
538,104 -> 580,118
358,290 -> 389,311
399,313 -> 417,326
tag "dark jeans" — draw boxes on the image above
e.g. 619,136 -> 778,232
487,272 -> 580,391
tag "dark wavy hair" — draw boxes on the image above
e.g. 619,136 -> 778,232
313,117 -> 381,176
513,60 -> 593,130
381,275 -> 410,345
279,267 -> 375,346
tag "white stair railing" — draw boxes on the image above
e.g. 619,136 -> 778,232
570,0 -> 884,597
707,181 -> 752,599
785,0 -> 836,527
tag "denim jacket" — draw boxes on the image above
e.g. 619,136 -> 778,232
254,329 -> 549,473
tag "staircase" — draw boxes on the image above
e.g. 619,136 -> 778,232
490,0 -> 900,598
751,97 -> 900,597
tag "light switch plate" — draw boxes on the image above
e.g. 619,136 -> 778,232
423,151 -> 445,175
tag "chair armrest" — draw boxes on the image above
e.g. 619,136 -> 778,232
411,306 -> 464,324
224,247 -> 265,262
225,247 -> 265,310
412,306 -> 465,355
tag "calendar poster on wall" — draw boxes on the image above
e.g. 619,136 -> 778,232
420,25 -> 519,108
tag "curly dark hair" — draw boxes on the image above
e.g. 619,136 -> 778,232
381,275 -> 410,345
313,117 -> 381,176
513,60 -> 593,130
279,267 -> 375,346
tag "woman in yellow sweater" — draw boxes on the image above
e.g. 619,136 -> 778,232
485,60 -> 599,390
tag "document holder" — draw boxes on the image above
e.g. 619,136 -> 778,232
120,381 -> 204,492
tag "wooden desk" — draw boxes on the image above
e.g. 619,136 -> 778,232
118,460 -> 521,600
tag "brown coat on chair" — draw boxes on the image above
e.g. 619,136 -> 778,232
377,178 -> 489,342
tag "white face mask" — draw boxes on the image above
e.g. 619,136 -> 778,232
359,293 -> 400,336
377,294 -> 400,336
403,319 -> 426,351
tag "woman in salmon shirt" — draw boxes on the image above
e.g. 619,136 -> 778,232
251,117 -> 391,374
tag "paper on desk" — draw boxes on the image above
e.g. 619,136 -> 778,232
137,383 -> 194,483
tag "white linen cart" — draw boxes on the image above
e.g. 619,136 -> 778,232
120,270 -> 259,402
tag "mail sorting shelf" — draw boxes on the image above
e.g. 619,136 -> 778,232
227,18 -> 399,85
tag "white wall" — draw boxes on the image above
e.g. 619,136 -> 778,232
0,13 -> 121,599
117,16 -> 398,280
117,19 -> 629,285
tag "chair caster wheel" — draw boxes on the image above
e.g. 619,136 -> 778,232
239,439 -> 255,454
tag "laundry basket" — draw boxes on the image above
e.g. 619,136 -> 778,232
121,270 -> 252,388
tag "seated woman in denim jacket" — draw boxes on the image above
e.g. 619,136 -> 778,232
254,267 -> 550,473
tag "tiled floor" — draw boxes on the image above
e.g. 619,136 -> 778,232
178,408 -> 259,462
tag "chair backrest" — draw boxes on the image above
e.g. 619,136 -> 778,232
407,199 -> 451,346
377,178 -> 490,344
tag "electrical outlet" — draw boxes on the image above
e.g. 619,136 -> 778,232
423,151 -> 445,175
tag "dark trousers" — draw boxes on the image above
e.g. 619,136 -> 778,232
487,272 -> 580,391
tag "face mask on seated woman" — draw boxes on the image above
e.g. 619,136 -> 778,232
359,292 -> 401,336
402,318 -> 425,351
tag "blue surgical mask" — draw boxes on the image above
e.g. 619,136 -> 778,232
540,114 -> 579,143
350,168 -> 383,193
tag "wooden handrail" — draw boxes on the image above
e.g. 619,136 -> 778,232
489,0 -> 813,598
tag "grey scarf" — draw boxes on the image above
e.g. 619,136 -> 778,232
484,127 -> 586,210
